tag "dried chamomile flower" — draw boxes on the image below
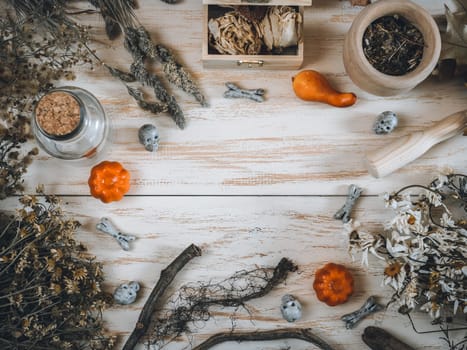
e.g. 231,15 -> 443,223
0,194 -> 113,349
345,174 -> 467,324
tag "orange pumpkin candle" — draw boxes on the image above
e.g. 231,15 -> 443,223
313,263 -> 354,306
88,161 -> 130,203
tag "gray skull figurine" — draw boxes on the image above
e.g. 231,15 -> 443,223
113,281 -> 140,305
280,294 -> 302,322
138,124 -> 159,152
373,111 -> 398,135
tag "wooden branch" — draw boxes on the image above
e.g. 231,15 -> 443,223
122,243 -> 202,350
362,326 -> 415,350
192,328 -> 336,350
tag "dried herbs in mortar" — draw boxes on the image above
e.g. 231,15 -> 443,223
363,14 -> 425,76
0,192 -> 114,350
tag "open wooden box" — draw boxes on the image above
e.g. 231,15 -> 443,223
202,0 -> 312,69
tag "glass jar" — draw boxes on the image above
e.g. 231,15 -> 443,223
33,86 -> 109,160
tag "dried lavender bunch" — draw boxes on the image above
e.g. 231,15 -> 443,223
345,173 -> 466,322
124,27 -> 187,128
157,44 -> 208,107
88,0 -> 137,39
126,86 -> 168,114
0,193 -> 114,349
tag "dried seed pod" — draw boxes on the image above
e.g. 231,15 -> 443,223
259,6 -> 302,51
208,11 -> 262,55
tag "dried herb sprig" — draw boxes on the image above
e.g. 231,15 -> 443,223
345,173 -> 466,324
0,12 -> 93,198
0,193 -> 114,350
88,0 -> 137,40
126,86 -> 168,114
0,118 -> 38,200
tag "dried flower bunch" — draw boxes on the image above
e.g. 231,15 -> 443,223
0,192 -> 114,349
0,117 -> 38,199
346,173 -> 466,322
0,9 -> 92,125
0,5 -> 93,197
208,5 -> 302,55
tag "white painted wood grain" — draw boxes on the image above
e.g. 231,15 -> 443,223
3,1 -> 465,349
21,0 -> 467,196
1,196 -> 462,349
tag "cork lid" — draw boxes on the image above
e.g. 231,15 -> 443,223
34,91 -> 82,139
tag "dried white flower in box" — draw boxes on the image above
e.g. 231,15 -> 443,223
259,6 -> 302,51
208,11 -> 262,55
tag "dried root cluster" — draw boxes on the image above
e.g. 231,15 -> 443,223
0,193 -> 114,350
346,173 -> 467,322
148,258 -> 297,347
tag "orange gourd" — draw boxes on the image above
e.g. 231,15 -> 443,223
313,263 -> 354,306
292,70 -> 357,107
88,161 -> 130,203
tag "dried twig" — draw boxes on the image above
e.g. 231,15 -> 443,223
192,328 -> 336,350
122,244 -> 202,350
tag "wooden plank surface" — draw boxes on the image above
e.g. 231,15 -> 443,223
22,0 -> 467,196
2,0 -> 466,349
2,195 -> 462,350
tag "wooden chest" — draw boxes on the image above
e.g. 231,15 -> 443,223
202,0 -> 312,69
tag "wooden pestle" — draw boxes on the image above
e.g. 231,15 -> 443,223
365,110 -> 467,178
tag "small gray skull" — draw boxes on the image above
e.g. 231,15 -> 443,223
138,124 -> 159,152
280,294 -> 302,322
373,111 -> 398,135
113,281 -> 140,305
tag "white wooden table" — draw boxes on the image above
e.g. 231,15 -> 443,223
5,0 -> 467,349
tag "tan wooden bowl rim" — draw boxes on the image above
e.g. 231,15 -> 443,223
345,0 -> 441,93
